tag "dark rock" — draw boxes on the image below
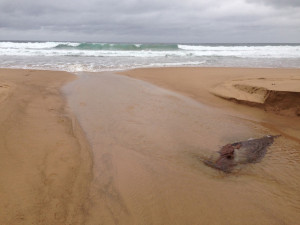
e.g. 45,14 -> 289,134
204,135 -> 280,172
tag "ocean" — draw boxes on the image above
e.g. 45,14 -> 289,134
0,41 -> 299,72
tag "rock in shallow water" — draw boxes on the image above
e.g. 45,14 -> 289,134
204,135 -> 280,172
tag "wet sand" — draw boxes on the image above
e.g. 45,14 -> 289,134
0,69 -> 92,225
121,67 -> 300,141
1,67 -> 300,224
64,71 -> 300,224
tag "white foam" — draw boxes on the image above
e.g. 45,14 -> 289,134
0,42 -> 299,72
0,42 -> 299,58
0,41 -> 80,49
178,44 -> 300,58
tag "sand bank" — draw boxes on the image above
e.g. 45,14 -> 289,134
120,67 -> 300,140
211,78 -> 300,116
0,69 -> 92,225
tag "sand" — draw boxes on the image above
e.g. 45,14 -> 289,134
0,69 -> 92,225
120,67 -> 300,141
1,67 -> 300,225
211,78 -> 300,116
64,71 -> 300,225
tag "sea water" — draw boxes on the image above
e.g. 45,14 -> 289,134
0,41 -> 299,72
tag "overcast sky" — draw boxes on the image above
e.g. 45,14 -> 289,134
0,0 -> 299,43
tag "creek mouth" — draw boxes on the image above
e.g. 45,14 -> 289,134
63,72 -> 300,225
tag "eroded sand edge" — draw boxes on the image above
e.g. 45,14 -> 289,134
210,78 -> 300,117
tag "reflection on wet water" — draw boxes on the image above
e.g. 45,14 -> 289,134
64,72 -> 300,224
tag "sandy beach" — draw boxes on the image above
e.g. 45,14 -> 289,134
0,69 -> 92,225
1,67 -> 300,224
121,67 -> 300,141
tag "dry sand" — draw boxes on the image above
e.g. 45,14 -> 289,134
0,69 -> 92,225
120,67 -> 300,141
211,78 -> 300,116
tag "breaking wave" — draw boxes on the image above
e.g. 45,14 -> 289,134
0,41 -> 299,72
55,43 -> 179,51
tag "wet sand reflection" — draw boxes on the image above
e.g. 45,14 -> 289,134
64,72 -> 300,225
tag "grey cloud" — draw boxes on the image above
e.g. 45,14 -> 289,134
0,0 -> 299,42
246,0 -> 300,7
